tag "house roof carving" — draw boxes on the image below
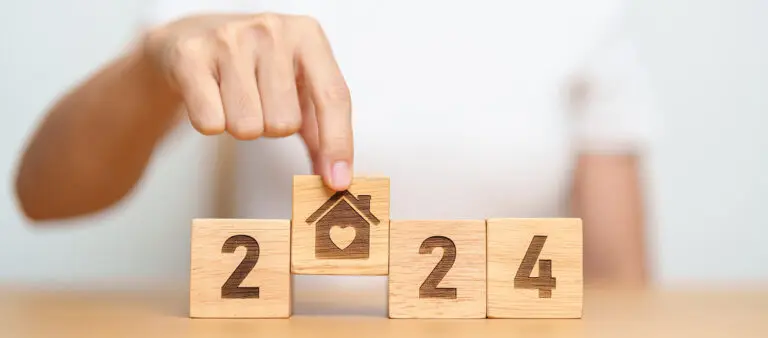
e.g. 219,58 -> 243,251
305,191 -> 380,225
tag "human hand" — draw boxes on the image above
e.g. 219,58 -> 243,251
143,13 -> 353,190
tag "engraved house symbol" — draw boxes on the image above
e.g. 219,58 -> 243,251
305,191 -> 380,259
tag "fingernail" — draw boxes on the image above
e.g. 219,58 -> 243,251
331,161 -> 351,190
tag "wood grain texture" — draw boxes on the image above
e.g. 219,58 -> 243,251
4,287 -> 768,338
190,219 -> 291,318
389,220 -> 487,318
292,175 -> 390,275
487,218 -> 583,318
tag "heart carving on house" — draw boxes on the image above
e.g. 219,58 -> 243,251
329,226 -> 356,250
306,190 -> 380,259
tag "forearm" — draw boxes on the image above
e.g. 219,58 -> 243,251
571,154 -> 649,287
15,41 -> 182,221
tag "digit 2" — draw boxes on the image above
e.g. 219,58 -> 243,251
221,235 -> 260,299
418,236 -> 457,299
515,235 -> 556,298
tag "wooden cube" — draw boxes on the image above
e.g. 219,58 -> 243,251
292,175 -> 390,275
190,219 -> 291,318
486,218 -> 583,318
389,220 -> 487,318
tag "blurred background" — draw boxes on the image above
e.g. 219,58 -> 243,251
0,0 -> 766,290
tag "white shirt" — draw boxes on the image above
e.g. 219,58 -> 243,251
145,0 -> 655,315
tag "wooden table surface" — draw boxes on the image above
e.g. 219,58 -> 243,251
1,285 -> 766,338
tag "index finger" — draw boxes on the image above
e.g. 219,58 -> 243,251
294,18 -> 354,191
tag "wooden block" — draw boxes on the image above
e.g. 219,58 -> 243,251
486,218 -> 583,318
389,220 -> 487,318
292,175 -> 389,275
190,219 -> 291,318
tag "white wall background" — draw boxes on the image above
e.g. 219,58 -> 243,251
625,0 -> 768,283
0,0 -> 766,289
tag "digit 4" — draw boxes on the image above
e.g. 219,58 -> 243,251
514,235 -> 556,298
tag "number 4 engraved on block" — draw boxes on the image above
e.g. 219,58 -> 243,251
515,235 -> 556,298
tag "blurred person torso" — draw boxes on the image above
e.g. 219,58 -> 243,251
146,0 -> 652,314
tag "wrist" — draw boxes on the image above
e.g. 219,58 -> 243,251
127,37 -> 183,123
96,38 -> 183,150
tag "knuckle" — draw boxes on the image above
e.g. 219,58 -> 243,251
170,37 -> 206,63
166,38 -> 211,89
212,25 -> 242,54
266,115 -> 301,137
254,12 -> 284,31
193,119 -> 225,136
227,118 -> 264,140
320,82 -> 352,108
251,12 -> 284,44
295,15 -> 322,33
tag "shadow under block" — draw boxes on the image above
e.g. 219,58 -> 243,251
190,219 -> 291,318
292,175 -> 390,275
389,220 -> 487,318
486,218 -> 583,318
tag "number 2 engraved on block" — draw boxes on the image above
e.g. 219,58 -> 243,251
221,235 -> 260,299
418,236 -> 457,299
515,235 -> 556,298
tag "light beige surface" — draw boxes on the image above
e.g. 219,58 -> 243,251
1,286 -> 766,338
389,220 -> 486,318
292,175 -> 390,275
487,218 -> 583,318
190,219 -> 291,318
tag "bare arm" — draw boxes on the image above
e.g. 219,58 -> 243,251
571,154 -> 649,287
15,13 -> 357,222
14,43 -> 182,221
